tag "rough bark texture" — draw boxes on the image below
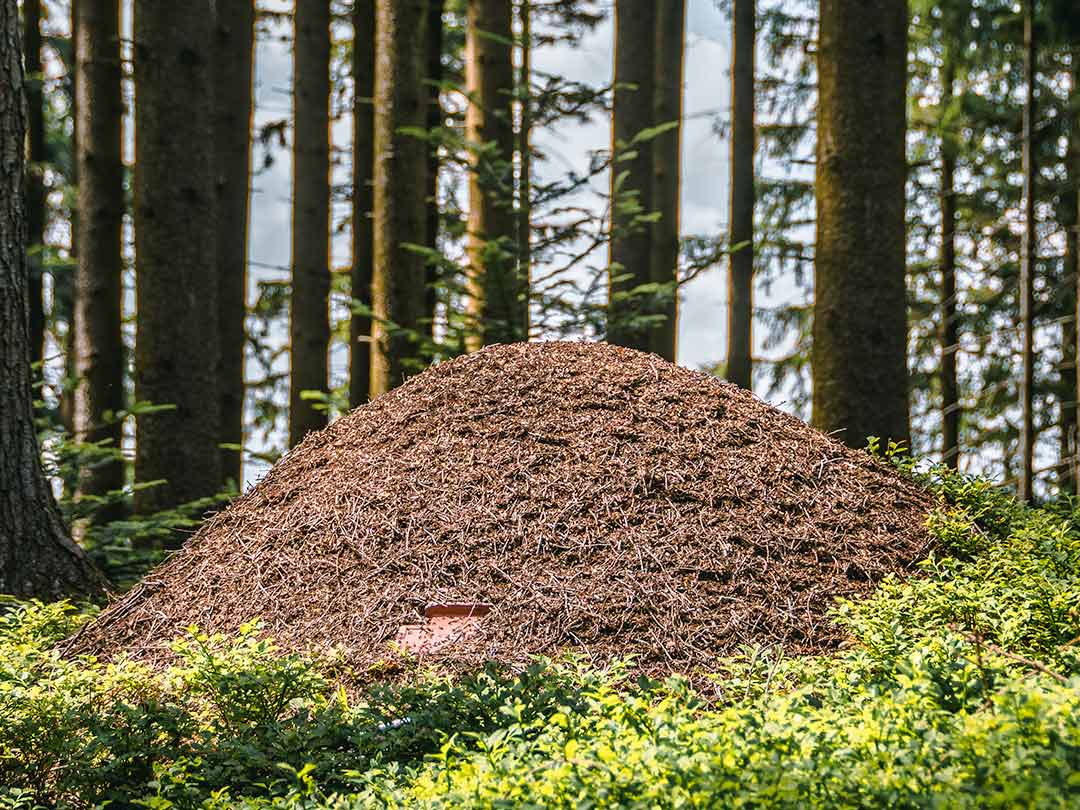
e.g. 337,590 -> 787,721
465,0 -> 523,351
607,0 -> 655,352
940,54 -> 959,470
133,0 -> 221,517
0,0 -> 105,599
648,0 -> 685,363
1018,2 -> 1035,500
23,0 -> 44,367
424,0 -> 444,337
370,0 -> 428,397
214,0 -> 254,484
289,0 -> 331,445
811,0 -> 910,451
74,0 -> 125,516
351,0 -> 376,409
725,0 -> 754,387
516,0 -> 531,335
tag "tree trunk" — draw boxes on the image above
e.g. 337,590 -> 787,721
23,0 -> 45,367
351,0 -> 376,409
648,0 -> 685,363
424,0 -> 444,338
133,0 -> 220,517
940,53 -> 960,470
516,0 -> 531,336
465,0 -> 522,350
370,0 -> 429,396
58,0 -> 77,439
73,0 -> 125,519
0,0 -> 105,599
607,0 -> 655,352
1068,56 -> 1080,494
811,0 -> 910,451
725,0 -> 754,387
289,0 -> 331,445
1018,0 -> 1036,499
214,0 -> 254,484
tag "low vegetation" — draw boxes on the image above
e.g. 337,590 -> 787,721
4,466 -> 1080,809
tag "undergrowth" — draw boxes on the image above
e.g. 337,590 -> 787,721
5,467 -> 1080,808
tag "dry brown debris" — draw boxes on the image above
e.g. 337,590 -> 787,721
70,341 -> 935,676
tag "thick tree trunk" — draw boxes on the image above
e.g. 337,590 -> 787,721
289,1 -> 331,445
370,0 -> 429,396
811,0 -> 910,451
726,0 -> 754,387
0,0 -> 105,599
214,0 -> 254,484
607,0 -> 655,352
940,53 -> 960,470
351,0 -> 376,409
133,0 -> 220,517
465,0 -> 522,350
23,0 -> 44,367
73,0 -> 125,519
1018,1 -> 1036,499
424,0 -> 444,338
648,0 -> 685,363
516,0 -> 531,336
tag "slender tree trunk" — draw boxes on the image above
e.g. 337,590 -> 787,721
289,1 -> 331,445
424,0 -> 444,338
58,0 -> 77,438
214,0 -> 254,485
73,0 -> 125,519
726,0 -> 754,386
0,0 -> 105,599
940,53 -> 960,470
648,0 -> 685,363
370,0 -> 429,396
811,0 -> 910,450
23,0 -> 45,367
607,0 -> 655,352
465,0 -> 522,350
133,0 -> 220,517
351,0 -> 376,408
516,0 -> 531,336
1069,57 -> 1080,494
1018,0 -> 1036,500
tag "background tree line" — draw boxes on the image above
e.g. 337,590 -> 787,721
1,0 -> 1078,598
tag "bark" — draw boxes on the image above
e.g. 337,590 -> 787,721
214,0 -> 254,484
607,0 -> 655,352
23,0 -> 44,367
0,0 -> 105,599
725,0 -> 754,386
74,0 -> 125,518
1018,1 -> 1036,499
516,0 -> 531,335
648,0 -> 685,363
289,0 -> 331,445
370,0 -> 429,396
940,53 -> 960,470
465,0 -> 523,350
424,0 -> 444,337
351,0 -> 376,409
133,0 -> 220,517
811,0 -> 910,451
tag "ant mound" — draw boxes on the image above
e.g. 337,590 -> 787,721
72,341 -> 935,676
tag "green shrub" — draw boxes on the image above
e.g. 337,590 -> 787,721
6,468 -> 1080,808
